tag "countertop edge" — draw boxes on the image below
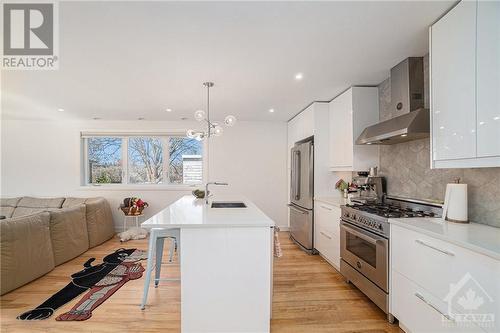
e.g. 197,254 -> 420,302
142,223 -> 276,228
389,219 -> 500,261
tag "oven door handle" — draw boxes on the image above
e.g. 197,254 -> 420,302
341,221 -> 386,245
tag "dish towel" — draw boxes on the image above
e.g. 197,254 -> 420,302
273,226 -> 283,258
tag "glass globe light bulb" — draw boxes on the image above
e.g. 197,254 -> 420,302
195,132 -> 205,141
186,129 -> 197,139
224,115 -> 237,127
194,110 -> 206,122
213,125 -> 224,136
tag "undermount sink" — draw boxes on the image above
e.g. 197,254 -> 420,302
211,201 -> 247,208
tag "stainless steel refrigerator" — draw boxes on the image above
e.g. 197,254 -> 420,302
289,139 -> 314,252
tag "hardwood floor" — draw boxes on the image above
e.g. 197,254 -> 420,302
0,232 -> 402,333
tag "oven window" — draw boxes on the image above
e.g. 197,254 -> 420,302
346,232 -> 377,267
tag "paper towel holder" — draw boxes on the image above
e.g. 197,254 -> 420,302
442,178 -> 469,223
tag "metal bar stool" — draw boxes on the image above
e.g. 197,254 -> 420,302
140,228 -> 180,310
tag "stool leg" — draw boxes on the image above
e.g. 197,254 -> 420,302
176,230 -> 180,262
168,238 -> 175,263
154,237 -> 165,288
140,229 -> 156,310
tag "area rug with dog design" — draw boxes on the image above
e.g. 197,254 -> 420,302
17,248 -> 147,321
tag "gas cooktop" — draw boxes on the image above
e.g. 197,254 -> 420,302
345,202 -> 438,218
341,197 -> 443,237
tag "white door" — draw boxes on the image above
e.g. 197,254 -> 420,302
329,89 -> 353,169
431,0 -> 476,161
476,0 -> 500,158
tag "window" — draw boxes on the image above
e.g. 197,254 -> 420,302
128,137 -> 163,184
168,137 -> 203,184
87,137 -> 123,184
82,133 -> 204,186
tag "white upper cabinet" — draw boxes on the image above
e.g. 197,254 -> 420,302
430,0 -> 500,168
476,0 -> 500,158
329,87 -> 379,171
287,106 -> 315,149
329,89 -> 353,169
431,0 -> 476,161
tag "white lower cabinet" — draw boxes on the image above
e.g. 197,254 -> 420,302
391,224 -> 500,333
314,202 -> 341,269
392,270 -> 483,333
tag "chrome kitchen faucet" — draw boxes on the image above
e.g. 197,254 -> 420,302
205,182 -> 228,204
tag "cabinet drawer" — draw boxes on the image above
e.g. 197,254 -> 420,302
391,224 -> 499,331
315,203 -> 341,236
315,226 -> 340,269
392,270 -> 483,333
314,203 -> 341,269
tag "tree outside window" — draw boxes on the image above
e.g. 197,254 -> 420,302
84,135 -> 203,185
87,137 -> 122,184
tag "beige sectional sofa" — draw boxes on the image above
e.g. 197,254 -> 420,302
0,197 -> 115,295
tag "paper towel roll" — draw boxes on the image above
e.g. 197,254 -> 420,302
442,183 -> 468,223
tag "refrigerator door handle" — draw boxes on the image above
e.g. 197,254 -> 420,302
294,150 -> 301,200
287,204 -> 309,214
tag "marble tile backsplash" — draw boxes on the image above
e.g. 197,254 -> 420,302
377,55 -> 500,227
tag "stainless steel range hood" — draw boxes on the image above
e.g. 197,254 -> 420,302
356,57 -> 429,145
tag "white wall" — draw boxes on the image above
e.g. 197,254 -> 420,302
0,119 -> 288,230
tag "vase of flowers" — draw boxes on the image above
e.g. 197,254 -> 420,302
335,179 -> 349,198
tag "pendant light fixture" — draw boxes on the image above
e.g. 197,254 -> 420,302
186,82 -> 236,141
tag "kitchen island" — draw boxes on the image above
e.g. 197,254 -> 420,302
141,195 -> 275,333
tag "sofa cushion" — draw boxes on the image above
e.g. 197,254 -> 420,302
0,197 -> 21,207
0,212 -> 55,295
17,197 -> 65,209
0,206 -> 15,218
64,197 -> 115,247
49,205 -> 89,265
11,207 -> 61,218
62,197 -> 87,208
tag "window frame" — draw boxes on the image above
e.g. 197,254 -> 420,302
81,131 -> 206,189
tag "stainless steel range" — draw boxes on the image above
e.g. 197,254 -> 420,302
340,196 -> 442,323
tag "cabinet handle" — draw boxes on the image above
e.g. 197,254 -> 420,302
320,231 -> 332,240
320,205 -> 333,211
415,239 -> 455,257
415,293 -> 454,322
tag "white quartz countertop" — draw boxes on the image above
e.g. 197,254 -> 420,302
314,196 -> 347,207
389,217 -> 500,260
141,195 -> 275,229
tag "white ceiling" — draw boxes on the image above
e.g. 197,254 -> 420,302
1,1 -> 455,122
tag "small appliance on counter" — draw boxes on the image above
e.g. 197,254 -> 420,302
442,178 -> 468,223
349,170 -> 386,204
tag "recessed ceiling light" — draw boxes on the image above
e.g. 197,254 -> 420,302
440,126 -> 445,130
294,73 -> 303,80
57,108 -> 65,112
479,121 -> 485,125
269,108 -> 275,113
401,134 -> 407,137
494,116 -> 500,121
366,142 -> 372,145
166,108 -> 172,112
